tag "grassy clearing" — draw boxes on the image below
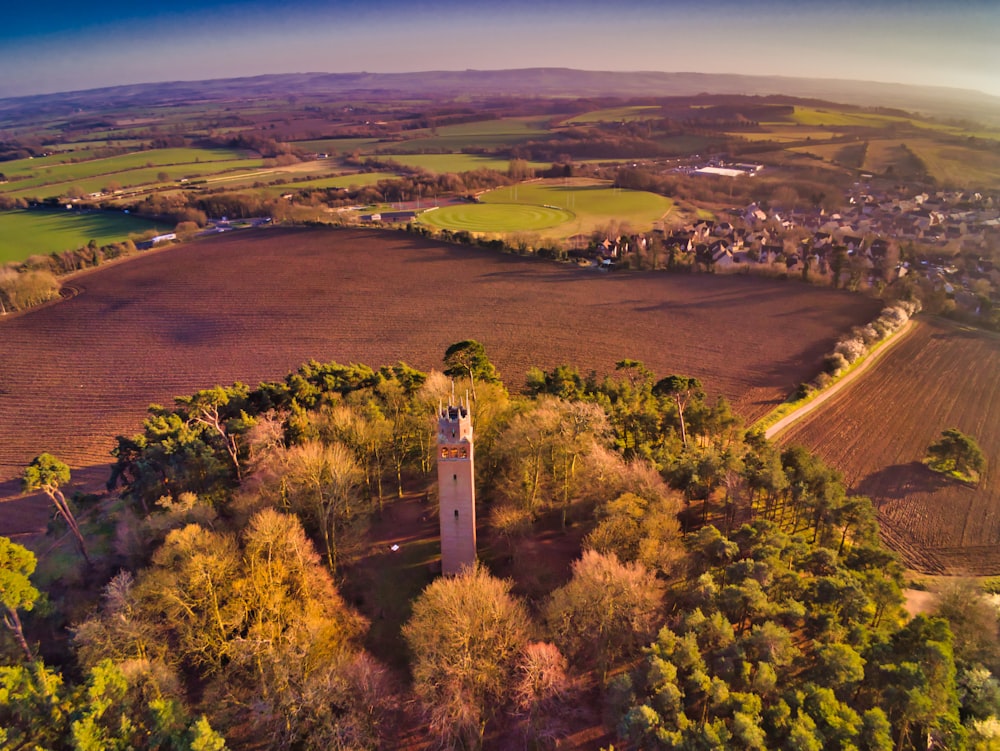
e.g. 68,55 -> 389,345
562,106 -> 662,124
0,209 -> 168,262
357,532 -> 438,668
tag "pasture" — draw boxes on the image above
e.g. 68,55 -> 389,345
393,117 -> 550,151
295,138 -> 383,155
906,139 -> 1000,189
788,141 -> 869,169
779,319 -> 1000,575
0,209 -> 167,262
789,107 -> 911,128
245,171 -> 401,195
2,149 -> 264,199
729,128 -> 840,143
0,147 -> 249,184
364,153 -> 547,174
0,227 -> 880,537
861,140 -> 928,180
561,106 -> 662,124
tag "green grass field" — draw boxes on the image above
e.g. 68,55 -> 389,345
789,141 -> 869,169
4,159 -> 267,199
562,106 -> 662,124
0,209 -> 169,263
730,128 -> 840,143
790,107 -> 906,128
1,148 -> 257,197
417,179 -> 673,239
295,138 -> 383,155
364,153 -> 549,174
231,171 -> 401,196
905,139 -> 1000,189
392,117 -> 550,151
654,134 -> 724,155
418,203 -> 573,232
2,147 -> 247,180
52,140 -> 150,151
788,106 -> 961,133
0,150 -> 102,178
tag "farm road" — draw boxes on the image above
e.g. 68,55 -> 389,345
777,318 -> 1000,575
765,319 -> 917,440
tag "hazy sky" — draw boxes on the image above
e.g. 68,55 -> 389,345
2,0 -> 998,99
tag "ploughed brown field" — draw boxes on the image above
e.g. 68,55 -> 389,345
0,227 -> 880,536
779,318 -> 1000,575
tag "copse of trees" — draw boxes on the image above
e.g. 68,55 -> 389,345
926,428 -> 986,484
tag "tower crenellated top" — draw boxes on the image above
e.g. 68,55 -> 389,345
438,398 -> 473,444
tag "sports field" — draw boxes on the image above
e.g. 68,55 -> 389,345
418,203 -> 573,233
0,209 -> 168,263
416,179 -> 673,239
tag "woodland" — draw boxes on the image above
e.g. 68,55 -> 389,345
3,341 -> 999,750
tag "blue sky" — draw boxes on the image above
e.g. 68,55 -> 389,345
2,0 -> 998,99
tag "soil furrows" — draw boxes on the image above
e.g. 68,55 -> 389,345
781,319 -> 1000,574
0,227 -> 880,535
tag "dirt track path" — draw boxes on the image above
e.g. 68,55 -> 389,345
765,318 -> 917,440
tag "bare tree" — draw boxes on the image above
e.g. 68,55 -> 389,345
403,564 -> 531,749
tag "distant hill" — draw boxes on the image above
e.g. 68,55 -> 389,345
3,68 -> 1000,126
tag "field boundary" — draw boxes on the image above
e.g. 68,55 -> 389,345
763,317 -> 918,440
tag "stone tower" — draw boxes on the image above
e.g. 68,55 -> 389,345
436,400 -> 476,575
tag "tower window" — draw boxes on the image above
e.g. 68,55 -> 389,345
454,509 -> 459,517
453,474 -> 457,481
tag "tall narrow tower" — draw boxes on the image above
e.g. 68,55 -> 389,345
437,400 -> 476,575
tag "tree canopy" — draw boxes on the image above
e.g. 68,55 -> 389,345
926,428 -> 986,482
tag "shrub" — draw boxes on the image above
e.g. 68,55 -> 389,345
834,337 -> 867,364
823,352 -> 849,376
0,269 -> 60,311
